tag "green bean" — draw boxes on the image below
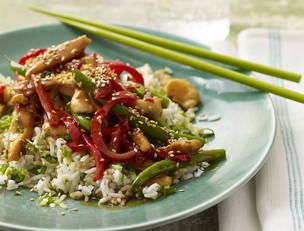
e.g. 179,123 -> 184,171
73,69 -> 96,96
160,185 -> 176,196
155,118 -> 167,127
135,87 -> 147,97
151,89 -> 170,108
10,61 -> 27,75
181,149 -> 226,168
131,149 -> 226,191
73,113 -> 92,132
156,119 -> 207,143
131,160 -> 177,191
174,133 -> 205,144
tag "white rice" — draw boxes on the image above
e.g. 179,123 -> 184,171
142,183 -> 160,199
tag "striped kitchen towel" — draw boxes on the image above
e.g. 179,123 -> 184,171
218,29 -> 304,231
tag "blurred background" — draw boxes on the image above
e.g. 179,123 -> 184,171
1,0 -> 304,45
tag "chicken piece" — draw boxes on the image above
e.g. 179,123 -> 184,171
134,97 -> 162,119
8,125 -> 34,161
164,78 -> 200,109
43,123 -> 67,138
146,175 -> 173,187
80,55 -> 97,66
41,72 -> 77,97
132,129 -> 151,152
9,94 -> 28,105
26,35 -> 92,77
8,102 -> 35,161
162,138 -> 203,154
1,80 -> 32,106
18,108 -> 34,130
8,134 -> 24,161
3,86 -> 14,103
70,88 -> 95,114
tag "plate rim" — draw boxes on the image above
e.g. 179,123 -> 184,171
0,23 -> 276,231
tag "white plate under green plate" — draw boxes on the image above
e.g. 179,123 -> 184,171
0,24 -> 275,231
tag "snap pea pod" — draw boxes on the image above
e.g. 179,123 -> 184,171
151,89 -> 170,108
73,69 -> 96,96
135,87 -> 170,108
180,149 -> 226,168
73,69 -> 171,142
155,118 -> 207,143
73,113 -> 92,132
131,149 -> 226,191
10,61 -> 27,75
173,133 -> 205,144
131,160 -> 177,191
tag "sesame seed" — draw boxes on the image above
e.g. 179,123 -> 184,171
179,189 -> 185,192
60,212 -> 65,216
30,198 -> 35,201
71,208 -> 78,211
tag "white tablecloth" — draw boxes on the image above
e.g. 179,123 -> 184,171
219,28 -> 304,231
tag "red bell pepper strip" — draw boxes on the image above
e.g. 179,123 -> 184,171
102,127 -> 115,137
31,78 -> 61,126
91,91 -> 138,162
67,141 -> 89,152
121,138 -> 134,152
109,119 -> 129,152
104,60 -> 144,85
156,149 -> 192,163
57,109 -> 84,145
130,154 -> 148,172
96,81 -> 112,99
156,149 -> 169,159
109,78 -> 125,92
83,134 -> 104,181
97,91 -> 137,116
109,124 -> 123,152
0,86 -> 5,104
18,49 -> 47,65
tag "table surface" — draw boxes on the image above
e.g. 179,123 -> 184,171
0,0 -> 303,230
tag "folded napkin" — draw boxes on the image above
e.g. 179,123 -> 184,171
218,29 -> 304,231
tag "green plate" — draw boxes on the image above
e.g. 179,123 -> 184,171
0,24 -> 275,231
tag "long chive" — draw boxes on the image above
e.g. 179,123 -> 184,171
30,7 -> 301,83
46,18 -> 304,104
